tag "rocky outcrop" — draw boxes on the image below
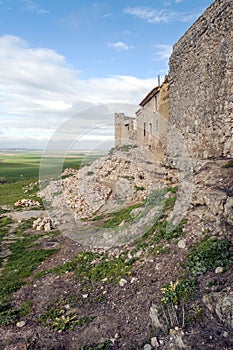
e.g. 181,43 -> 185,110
203,290 -> 233,328
39,147 -> 170,221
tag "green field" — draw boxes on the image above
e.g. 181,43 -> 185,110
0,151 -> 101,205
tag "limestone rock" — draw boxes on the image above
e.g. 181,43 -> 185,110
224,196 -> 233,225
119,278 -> 127,287
203,291 -> 233,328
177,239 -> 186,249
16,321 -> 26,328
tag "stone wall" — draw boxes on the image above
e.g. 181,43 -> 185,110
114,113 -> 137,146
169,0 -> 233,159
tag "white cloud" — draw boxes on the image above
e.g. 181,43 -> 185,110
102,13 -> 112,18
124,6 -> 197,23
22,0 -> 48,14
0,35 -> 155,149
175,0 -> 185,3
153,44 -> 173,60
108,41 -> 133,52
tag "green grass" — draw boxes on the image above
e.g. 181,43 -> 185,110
95,203 -> 143,228
0,152 -> 100,183
0,218 -> 59,320
0,179 -> 41,205
0,152 -> 100,205
36,251 -> 136,283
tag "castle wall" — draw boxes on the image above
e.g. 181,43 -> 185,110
169,0 -> 233,159
114,113 -> 137,146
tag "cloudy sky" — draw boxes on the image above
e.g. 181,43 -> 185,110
0,0 -> 212,150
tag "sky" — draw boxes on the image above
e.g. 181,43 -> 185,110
0,0 -> 213,150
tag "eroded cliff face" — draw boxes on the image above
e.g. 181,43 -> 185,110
169,0 -> 233,159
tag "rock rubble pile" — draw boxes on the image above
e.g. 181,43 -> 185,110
14,199 -> 40,207
33,217 -> 54,231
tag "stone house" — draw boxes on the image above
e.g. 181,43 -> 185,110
136,77 -> 169,159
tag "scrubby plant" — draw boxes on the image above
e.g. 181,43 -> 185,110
185,237 -> 231,276
160,278 -> 197,328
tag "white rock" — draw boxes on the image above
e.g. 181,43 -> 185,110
151,336 -> 159,347
82,294 -> 89,299
178,239 -> 186,249
16,321 -> 26,328
119,278 -> 127,287
215,266 -> 223,274
144,345 -> 152,350
130,277 -> 137,283
44,223 -> 51,231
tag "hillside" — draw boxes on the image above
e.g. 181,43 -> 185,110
0,146 -> 232,350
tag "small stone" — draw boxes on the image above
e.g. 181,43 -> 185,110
17,321 -> 26,328
151,336 -> 159,347
178,239 -> 186,249
223,331 -> 228,338
44,223 -> 51,231
114,333 -> 120,339
82,294 -> 89,299
119,278 -> 127,287
130,277 -> 137,283
119,220 -> 126,227
215,266 -> 223,274
144,345 -> 152,350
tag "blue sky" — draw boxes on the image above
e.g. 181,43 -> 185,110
0,0 -> 213,149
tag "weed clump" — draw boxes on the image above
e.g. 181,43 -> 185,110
185,237 -> 231,276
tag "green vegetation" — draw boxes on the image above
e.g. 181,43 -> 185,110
95,203 -> 143,228
160,278 -> 198,329
37,251 -> 136,283
39,298 -> 94,331
223,160 -> 233,168
161,278 -> 197,306
135,186 -> 145,191
108,144 -> 138,155
80,341 -> 112,350
0,179 -> 42,206
0,218 -> 59,324
0,151 -> 100,205
0,152 -> 99,183
185,237 -> 231,276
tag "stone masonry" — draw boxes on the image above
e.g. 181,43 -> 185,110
115,113 -> 137,146
169,0 -> 233,159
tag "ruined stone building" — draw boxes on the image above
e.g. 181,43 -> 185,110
115,0 -> 233,160
114,113 -> 137,146
136,78 -> 169,159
